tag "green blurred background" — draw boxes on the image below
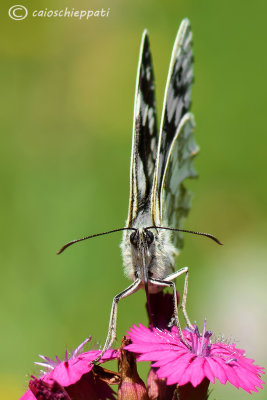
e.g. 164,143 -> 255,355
1,0 -> 266,398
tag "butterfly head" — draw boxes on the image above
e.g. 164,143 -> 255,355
129,228 -> 156,277
128,227 -> 157,302
129,228 -> 154,249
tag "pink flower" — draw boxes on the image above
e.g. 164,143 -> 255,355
20,338 -> 118,400
126,321 -> 265,394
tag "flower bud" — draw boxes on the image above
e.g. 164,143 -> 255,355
147,367 -> 177,400
118,337 -> 149,400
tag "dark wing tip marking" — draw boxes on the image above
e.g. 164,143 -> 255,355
142,29 -> 149,39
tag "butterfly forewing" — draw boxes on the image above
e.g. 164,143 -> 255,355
127,31 -> 158,227
151,19 -> 194,226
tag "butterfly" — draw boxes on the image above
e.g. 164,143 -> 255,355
58,18 -> 221,359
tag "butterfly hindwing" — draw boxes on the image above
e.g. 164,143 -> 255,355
161,113 -> 198,249
127,31 -> 158,227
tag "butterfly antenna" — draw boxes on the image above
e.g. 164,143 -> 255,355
146,226 -> 223,246
57,227 -> 136,254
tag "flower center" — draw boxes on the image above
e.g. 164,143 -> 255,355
186,319 -> 212,357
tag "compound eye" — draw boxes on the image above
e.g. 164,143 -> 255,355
130,231 -> 138,246
146,230 -> 154,245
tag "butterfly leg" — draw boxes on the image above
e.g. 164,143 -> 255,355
149,277 -> 190,348
164,267 -> 193,328
92,278 -> 141,363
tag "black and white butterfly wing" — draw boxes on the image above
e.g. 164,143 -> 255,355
127,31 -> 158,227
161,113 -> 198,249
151,18 -> 198,248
